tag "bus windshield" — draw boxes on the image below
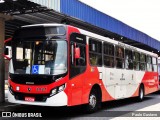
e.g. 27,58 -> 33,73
11,40 -> 67,75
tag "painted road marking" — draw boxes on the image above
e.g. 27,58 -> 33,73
3,104 -> 20,108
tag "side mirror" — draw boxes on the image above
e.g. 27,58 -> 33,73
4,47 -> 9,55
75,47 -> 80,59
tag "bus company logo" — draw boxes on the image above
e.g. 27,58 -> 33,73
28,87 -> 31,92
120,73 -> 125,80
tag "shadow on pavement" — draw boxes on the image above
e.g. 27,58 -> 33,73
0,90 -> 159,119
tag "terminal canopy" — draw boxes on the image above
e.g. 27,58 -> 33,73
0,0 -> 160,55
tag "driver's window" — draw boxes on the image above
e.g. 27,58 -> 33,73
69,33 -> 87,79
75,43 -> 86,66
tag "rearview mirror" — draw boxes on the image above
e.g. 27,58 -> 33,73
75,47 -> 80,59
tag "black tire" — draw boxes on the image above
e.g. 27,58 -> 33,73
137,85 -> 144,102
85,89 -> 101,113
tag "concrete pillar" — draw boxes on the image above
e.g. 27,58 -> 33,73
0,13 -> 12,103
0,16 -> 5,103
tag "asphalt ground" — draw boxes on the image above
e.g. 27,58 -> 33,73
0,91 -> 159,120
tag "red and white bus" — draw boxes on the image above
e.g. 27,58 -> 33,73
8,24 -> 159,112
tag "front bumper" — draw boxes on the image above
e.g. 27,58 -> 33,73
8,90 -> 68,106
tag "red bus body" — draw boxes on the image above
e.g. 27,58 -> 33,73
8,24 -> 159,108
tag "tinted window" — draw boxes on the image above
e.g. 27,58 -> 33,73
147,56 -> 152,71
103,43 -> 114,56
89,39 -> 102,66
103,42 -> 114,67
70,33 -> 86,79
115,46 -> 124,68
140,54 -> 146,71
152,57 -> 157,72
75,44 -> 86,66
152,57 -> 157,64
89,39 -> 102,53
125,49 -> 133,69
133,52 -> 140,70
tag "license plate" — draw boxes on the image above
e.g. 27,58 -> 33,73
25,97 -> 35,102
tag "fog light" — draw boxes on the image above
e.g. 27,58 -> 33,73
16,86 -> 20,91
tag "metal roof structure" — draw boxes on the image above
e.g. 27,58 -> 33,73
0,0 -> 160,54
60,0 -> 160,52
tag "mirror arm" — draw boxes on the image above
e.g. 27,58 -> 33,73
3,54 -> 11,60
4,37 -> 12,44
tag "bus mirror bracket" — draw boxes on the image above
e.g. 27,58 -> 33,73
4,47 -> 9,55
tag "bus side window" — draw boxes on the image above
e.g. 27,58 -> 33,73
115,46 -> 124,68
152,57 -> 157,72
103,42 -> 114,67
140,54 -> 146,71
125,49 -> 133,69
89,38 -> 102,66
147,55 -> 152,71
133,52 -> 140,70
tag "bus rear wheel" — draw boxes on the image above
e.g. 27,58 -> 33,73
86,89 -> 101,113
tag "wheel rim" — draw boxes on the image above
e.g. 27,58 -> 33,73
140,88 -> 143,99
89,94 -> 97,109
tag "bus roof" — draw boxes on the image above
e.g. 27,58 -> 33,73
78,27 -> 158,58
21,23 -> 158,57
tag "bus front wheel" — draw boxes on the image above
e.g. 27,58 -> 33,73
85,89 -> 101,113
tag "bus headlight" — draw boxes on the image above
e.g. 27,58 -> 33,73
50,84 -> 66,97
58,84 -> 65,92
9,85 -> 14,95
51,89 -> 57,96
